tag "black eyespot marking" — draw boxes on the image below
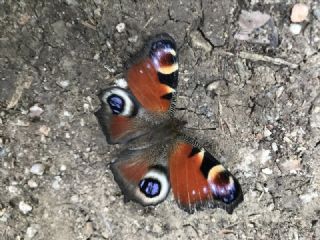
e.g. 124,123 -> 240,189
139,178 -> 161,198
107,94 -> 124,115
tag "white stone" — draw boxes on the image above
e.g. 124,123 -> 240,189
271,142 -> 278,152
70,195 -> 79,203
93,52 -> 100,60
28,179 -> 38,188
128,35 -> 138,43
56,80 -> 70,88
19,201 -> 32,214
206,81 -> 220,91
299,192 -> 318,204
8,186 -> 20,195
39,125 -> 51,136
25,225 -> 39,239
262,168 -> 273,175
60,164 -> 67,171
29,105 -> 44,118
30,163 -> 45,175
290,23 -> 302,35
116,23 -> 125,33
115,78 -> 128,88
263,128 -> 272,137
291,3 -> 309,23
52,176 -> 62,190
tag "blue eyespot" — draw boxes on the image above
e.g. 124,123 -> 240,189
151,39 -> 175,52
139,178 -> 161,198
107,94 -> 124,114
210,180 -> 237,204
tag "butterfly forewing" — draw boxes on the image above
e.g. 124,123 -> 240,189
127,34 -> 178,113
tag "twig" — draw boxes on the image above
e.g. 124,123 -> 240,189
81,21 -> 96,31
238,51 -> 299,69
213,50 -> 299,69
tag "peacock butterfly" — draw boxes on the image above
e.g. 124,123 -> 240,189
95,33 -> 243,213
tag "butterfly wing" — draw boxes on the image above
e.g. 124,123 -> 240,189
95,33 -> 179,144
127,33 -> 178,113
110,143 -> 171,206
95,87 -> 149,144
168,139 -> 243,213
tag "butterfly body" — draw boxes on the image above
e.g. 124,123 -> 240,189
96,33 -> 243,213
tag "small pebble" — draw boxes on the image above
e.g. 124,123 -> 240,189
29,105 -> 44,118
128,35 -> 138,43
314,8 -> 320,21
152,223 -> 162,234
271,142 -> 278,152
52,176 -> 62,190
63,111 -> 71,117
290,23 -> 302,35
300,192 -> 318,204
25,225 -> 39,240
190,31 -> 212,52
70,195 -> 79,203
8,186 -> 20,195
83,222 -> 94,237
19,201 -> 32,214
94,7 -> 101,17
116,23 -> 125,33
262,168 -> 273,175
30,163 -> 45,176
115,78 -> 128,88
93,52 -> 100,60
281,159 -> 302,172
0,146 -> 6,158
60,164 -> 67,171
206,81 -> 220,91
263,128 -> 272,137
291,3 -> 309,23
56,80 -> 70,88
38,125 -> 51,136
65,0 -> 79,6
28,179 -> 38,188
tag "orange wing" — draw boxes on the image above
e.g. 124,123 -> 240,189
127,33 -> 178,113
169,141 -> 243,213
110,147 -> 170,206
95,87 -> 148,144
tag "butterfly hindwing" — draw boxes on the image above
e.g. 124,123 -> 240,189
110,144 -> 171,206
127,33 -> 178,113
168,140 -> 243,213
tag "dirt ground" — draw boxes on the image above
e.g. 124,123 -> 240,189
1,0 -> 320,239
